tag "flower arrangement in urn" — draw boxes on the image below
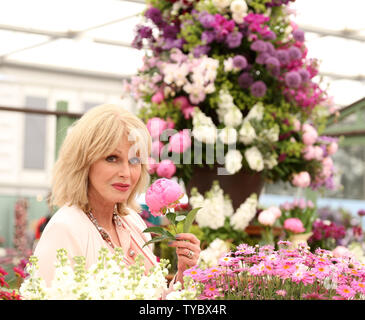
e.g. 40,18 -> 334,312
125,0 -> 338,191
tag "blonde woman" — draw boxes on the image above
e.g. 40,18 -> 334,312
34,104 -> 200,287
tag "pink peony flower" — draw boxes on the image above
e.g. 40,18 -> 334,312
327,142 -> 338,155
145,178 -> 184,216
151,90 -> 164,104
168,130 -> 192,153
291,171 -> 311,188
332,246 -> 352,258
173,96 -> 190,110
156,159 -> 176,178
283,218 -> 305,233
146,117 -> 168,140
258,209 -> 277,226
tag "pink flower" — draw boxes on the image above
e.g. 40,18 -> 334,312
156,159 -> 176,178
182,106 -> 195,119
276,289 -> 287,297
147,157 -> 158,174
168,130 -> 191,153
336,285 -> 356,299
327,142 -> 338,155
302,124 -> 318,145
291,171 -> 311,188
145,178 -> 184,216
151,140 -> 164,158
292,118 -> 301,131
173,96 -> 190,110
146,117 -> 168,140
151,90 -> 164,104
284,218 -> 305,234
258,209 -> 278,226
332,246 -> 352,258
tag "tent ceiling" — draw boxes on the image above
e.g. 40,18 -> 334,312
0,0 -> 364,107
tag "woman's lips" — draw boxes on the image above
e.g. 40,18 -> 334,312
112,183 -> 130,192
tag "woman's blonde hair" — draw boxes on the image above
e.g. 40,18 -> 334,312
51,104 -> 151,216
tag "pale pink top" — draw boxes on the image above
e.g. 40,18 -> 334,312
33,205 -> 158,287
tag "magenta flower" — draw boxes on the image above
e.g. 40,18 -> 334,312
146,117 -> 168,140
336,285 -> 356,299
284,218 -> 305,234
169,130 -> 192,153
250,80 -> 267,97
145,178 -> 184,216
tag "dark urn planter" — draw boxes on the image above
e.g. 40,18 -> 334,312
185,165 -> 265,211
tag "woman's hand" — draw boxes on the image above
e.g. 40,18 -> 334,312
168,233 -> 201,284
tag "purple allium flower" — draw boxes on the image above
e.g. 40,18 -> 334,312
226,31 -> 243,48
162,38 -> 185,50
265,42 -> 276,56
232,55 -> 247,70
293,29 -> 305,42
298,68 -> 310,82
201,30 -> 215,44
263,30 -> 277,41
255,52 -> 270,65
265,57 -> 280,76
285,71 -> 302,88
238,72 -> 254,89
250,40 -> 267,52
193,45 -> 210,57
288,46 -> 302,61
145,7 -> 164,28
276,49 -> 290,65
250,81 -> 267,97
199,11 -> 215,28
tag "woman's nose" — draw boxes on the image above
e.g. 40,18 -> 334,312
117,160 -> 131,178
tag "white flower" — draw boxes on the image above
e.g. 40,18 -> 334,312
192,108 -> 217,144
218,127 -> 238,145
239,120 -> 257,145
230,193 -> 258,231
246,102 -> 264,121
261,124 -> 280,142
245,146 -> 264,171
225,149 -> 243,174
198,239 -> 230,268
230,0 -> 248,23
212,0 -> 233,10
264,154 -> 278,169
223,106 -> 243,127
223,57 -> 234,72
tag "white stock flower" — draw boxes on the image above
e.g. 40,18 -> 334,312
246,102 -> 264,121
230,0 -> 248,23
239,120 -> 257,145
223,57 -> 234,72
198,239 -> 230,268
225,149 -> 243,174
261,124 -> 280,142
230,193 -> 258,231
218,127 -> 238,145
245,146 -> 264,171
192,108 -> 217,144
264,154 -> 278,169
223,106 -> 243,127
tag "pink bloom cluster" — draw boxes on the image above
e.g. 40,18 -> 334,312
184,242 -> 365,300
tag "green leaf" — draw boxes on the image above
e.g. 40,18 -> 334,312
143,227 -> 166,235
166,212 -> 176,225
142,235 -> 170,248
183,207 -> 201,233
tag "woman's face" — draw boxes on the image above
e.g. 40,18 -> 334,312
88,135 -> 142,207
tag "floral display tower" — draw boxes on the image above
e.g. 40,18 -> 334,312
125,0 -> 338,208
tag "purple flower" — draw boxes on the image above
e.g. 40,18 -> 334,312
276,49 -> 290,65
199,11 -> 215,28
293,29 -> 305,42
250,40 -> 267,52
137,25 -> 153,39
163,24 -> 179,39
255,52 -> 270,65
285,71 -> 302,88
145,7 -> 164,28
265,57 -> 280,76
288,46 -> 302,61
238,72 -> 254,89
263,30 -> 276,41
265,42 -> 276,55
250,81 -> 267,97
298,69 -> 310,82
162,38 -> 184,50
232,55 -> 247,70
193,45 -> 210,57
201,30 -> 215,44
226,31 -> 243,48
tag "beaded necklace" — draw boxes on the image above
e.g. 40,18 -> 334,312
86,210 -> 121,249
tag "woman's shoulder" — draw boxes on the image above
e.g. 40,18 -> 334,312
124,207 -> 147,229
45,205 -> 89,232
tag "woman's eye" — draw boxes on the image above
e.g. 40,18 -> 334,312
129,157 -> 141,165
106,155 -> 117,162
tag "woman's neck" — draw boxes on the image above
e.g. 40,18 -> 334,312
87,195 -> 115,231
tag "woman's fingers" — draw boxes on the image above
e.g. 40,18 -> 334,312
175,233 -> 200,245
